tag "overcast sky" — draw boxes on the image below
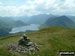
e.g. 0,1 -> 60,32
0,0 -> 75,16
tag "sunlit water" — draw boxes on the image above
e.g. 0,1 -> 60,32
9,24 -> 40,34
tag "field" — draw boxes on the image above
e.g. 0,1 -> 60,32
0,27 -> 75,56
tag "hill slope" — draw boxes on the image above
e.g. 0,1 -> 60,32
0,27 -> 75,56
67,16 -> 75,22
0,17 -> 27,37
40,16 -> 75,28
0,17 -> 14,37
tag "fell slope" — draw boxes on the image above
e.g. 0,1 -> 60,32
0,27 -> 75,56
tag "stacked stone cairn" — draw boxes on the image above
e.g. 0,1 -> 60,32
8,41 -> 39,55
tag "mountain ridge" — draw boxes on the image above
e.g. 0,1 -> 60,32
40,16 -> 75,28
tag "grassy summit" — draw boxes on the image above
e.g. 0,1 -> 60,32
0,27 -> 75,56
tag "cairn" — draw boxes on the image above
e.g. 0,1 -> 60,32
8,34 -> 39,55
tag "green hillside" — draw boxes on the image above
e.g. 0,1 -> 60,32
0,27 -> 75,56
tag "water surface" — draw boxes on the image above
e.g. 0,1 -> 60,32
9,24 -> 39,34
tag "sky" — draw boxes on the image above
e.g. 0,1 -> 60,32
0,0 -> 75,16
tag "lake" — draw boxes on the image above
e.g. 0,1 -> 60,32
9,24 -> 40,34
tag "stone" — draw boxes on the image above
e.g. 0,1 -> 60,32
8,41 -> 39,55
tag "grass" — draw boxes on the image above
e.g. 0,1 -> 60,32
0,26 -> 75,56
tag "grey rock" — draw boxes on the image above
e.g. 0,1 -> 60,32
8,41 -> 39,55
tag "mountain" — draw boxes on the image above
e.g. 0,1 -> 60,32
28,14 -> 54,24
14,20 -> 27,27
0,27 -> 75,56
12,16 -> 30,24
67,16 -> 75,22
40,16 -> 75,28
1,14 -> 55,25
0,17 -> 27,37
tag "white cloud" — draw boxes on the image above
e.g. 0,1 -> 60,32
0,6 -> 20,16
0,2 -> 2,5
0,0 -> 75,16
27,0 -> 44,5
45,0 -> 75,15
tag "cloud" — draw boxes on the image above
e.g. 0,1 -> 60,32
45,0 -> 75,15
0,6 -> 19,16
0,0 -> 75,16
0,2 -> 2,5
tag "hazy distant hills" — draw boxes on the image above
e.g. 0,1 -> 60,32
67,16 -> 75,22
12,16 -> 30,23
0,14 -> 75,37
14,20 -> 27,27
0,17 -> 27,37
40,16 -> 75,28
28,14 -> 54,24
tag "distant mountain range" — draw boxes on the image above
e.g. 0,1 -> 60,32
12,14 -> 75,25
0,14 -> 75,37
12,16 -> 30,23
40,16 -> 75,28
28,14 -> 54,24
